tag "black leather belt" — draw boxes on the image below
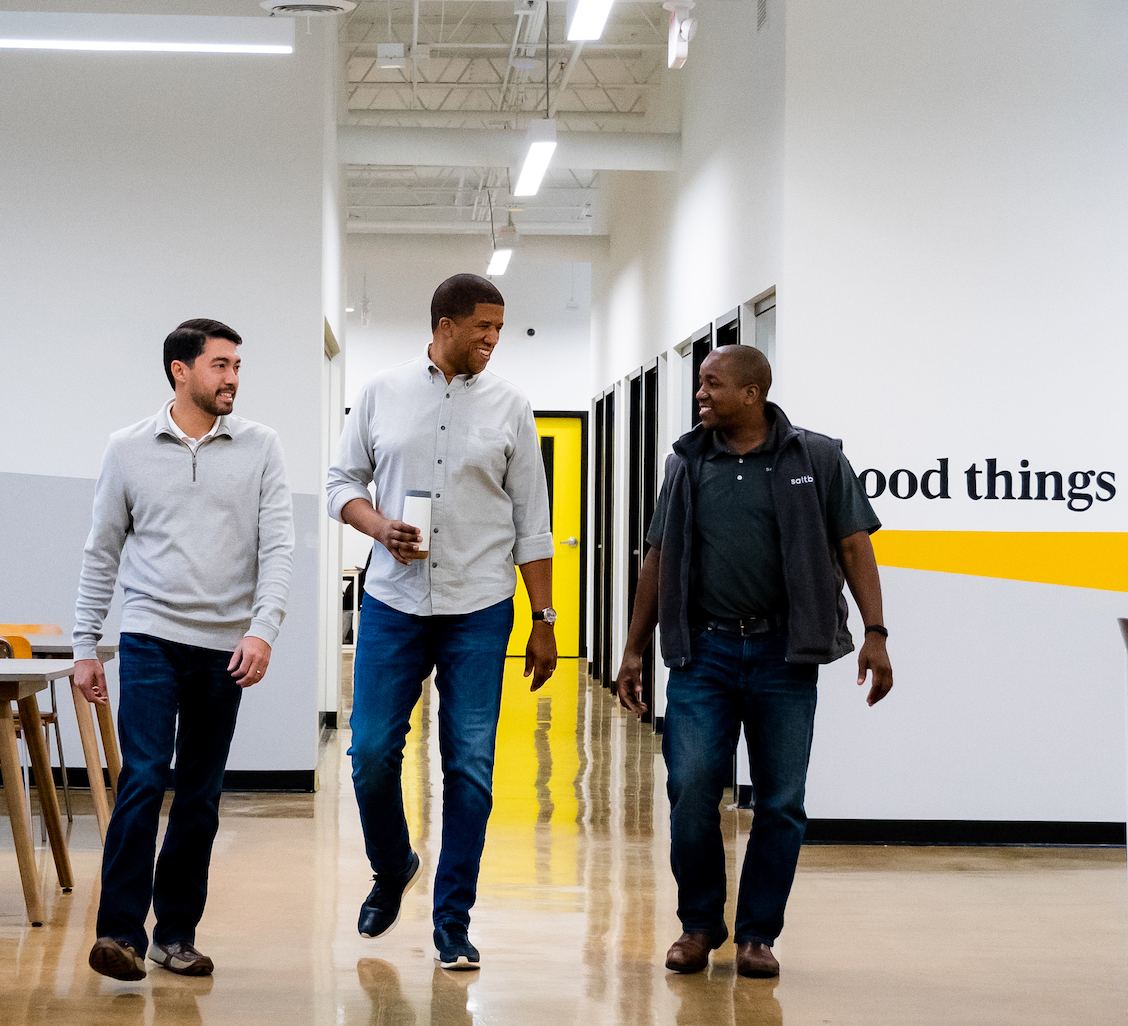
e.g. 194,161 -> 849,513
693,614 -> 785,637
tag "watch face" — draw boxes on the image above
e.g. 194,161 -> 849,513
543,607 -> 557,624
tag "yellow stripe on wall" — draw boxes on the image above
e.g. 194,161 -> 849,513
871,531 -> 1128,593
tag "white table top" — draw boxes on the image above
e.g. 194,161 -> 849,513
18,635 -> 118,660
0,658 -> 77,683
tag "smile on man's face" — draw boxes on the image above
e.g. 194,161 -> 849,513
180,337 -> 241,417
446,303 -> 505,376
695,352 -> 749,431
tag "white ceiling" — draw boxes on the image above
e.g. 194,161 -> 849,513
340,0 -> 673,235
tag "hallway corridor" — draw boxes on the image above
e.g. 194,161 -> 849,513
2,660 -> 1125,1025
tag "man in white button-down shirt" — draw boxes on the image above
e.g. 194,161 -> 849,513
326,274 -> 556,971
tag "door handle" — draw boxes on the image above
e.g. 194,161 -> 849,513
561,537 -> 579,548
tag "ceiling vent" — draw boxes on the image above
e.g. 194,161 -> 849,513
260,2 -> 357,15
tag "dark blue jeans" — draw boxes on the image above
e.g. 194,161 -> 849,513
349,596 -> 513,930
97,633 -> 243,954
663,628 -> 818,947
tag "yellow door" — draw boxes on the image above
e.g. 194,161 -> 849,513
507,416 -> 583,658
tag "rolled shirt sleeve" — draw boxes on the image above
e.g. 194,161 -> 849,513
326,387 -> 378,522
507,400 -> 555,566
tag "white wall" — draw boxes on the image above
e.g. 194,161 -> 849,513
345,233 -> 594,411
592,1 -> 785,390
589,0 -> 1128,822
0,9 -> 341,777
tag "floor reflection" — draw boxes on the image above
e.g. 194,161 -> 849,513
667,970 -> 782,1026
2,658 -> 1126,1025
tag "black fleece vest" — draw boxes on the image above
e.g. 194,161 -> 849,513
657,404 -> 854,667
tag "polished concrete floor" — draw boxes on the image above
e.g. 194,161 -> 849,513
2,658 -> 1126,1025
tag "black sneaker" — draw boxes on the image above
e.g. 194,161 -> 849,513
434,924 -> 480,971
358,850 -> 422,938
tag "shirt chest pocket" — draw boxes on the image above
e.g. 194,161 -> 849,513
462,426 -> 509,481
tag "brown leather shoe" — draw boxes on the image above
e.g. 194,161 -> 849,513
736,941 -> 779,978
665,931 -> 720,974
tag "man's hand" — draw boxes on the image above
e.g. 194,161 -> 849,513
73,658 -> 109,705
229,636 -> 272,688
524,622 -> 557,691
375,517 -> 423,566
858,634 -> 893,706
614,649 -> 648,717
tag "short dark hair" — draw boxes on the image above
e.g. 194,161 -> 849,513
430,273 -> 504,331
163,318 -> 242,389
714,344 -> 772,398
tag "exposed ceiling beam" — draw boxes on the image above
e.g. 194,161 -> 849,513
348,42 -> 662,54
339,126 -> 679,171
343,109 -> 647,129
347,221 -> 606,237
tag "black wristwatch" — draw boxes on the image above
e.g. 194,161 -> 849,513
532,607 -> 557,625
864,625 -> 888,638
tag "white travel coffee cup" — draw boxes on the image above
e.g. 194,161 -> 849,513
401,490 -> 432,559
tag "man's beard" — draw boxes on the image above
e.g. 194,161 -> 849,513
191,384 -> 234,416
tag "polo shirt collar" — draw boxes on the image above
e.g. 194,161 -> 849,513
706,407 -> 782,459
155,398 -> 231,441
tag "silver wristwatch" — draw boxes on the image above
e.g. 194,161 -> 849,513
532,607 -> 557,625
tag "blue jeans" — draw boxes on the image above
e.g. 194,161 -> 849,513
349,596 -> 513,930
97,633 -> 243,954
663,627 -> 818,947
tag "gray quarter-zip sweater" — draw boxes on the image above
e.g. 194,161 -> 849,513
72,404 -> 295,660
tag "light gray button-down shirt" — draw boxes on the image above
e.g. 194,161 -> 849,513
326,350 -> 554,616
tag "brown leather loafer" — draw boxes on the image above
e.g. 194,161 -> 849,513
665,931 -> 721,974
736,941 -> 779,978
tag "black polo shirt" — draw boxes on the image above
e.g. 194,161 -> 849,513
647,430 -> 880,620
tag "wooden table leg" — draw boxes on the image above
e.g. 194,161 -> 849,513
0,702 -> 45,925
17,696 -> 74,892
69,679 -> 111,845
94,701 -> 120,802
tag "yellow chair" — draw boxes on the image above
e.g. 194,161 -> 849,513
1,624 -> 72,821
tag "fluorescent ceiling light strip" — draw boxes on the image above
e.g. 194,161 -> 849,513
0,12 -> 293,55
514,140 -> 557,197
487,249 -> 513,275
0,40 -> 292,53
567,0 -> 615,41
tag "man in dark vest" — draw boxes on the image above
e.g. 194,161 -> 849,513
615,344 -> 893,978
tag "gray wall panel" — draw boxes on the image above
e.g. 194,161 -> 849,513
0,471 -> 319,775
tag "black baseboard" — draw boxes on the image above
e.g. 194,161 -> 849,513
803,819 -> 1127,846
320,711 -> 338,730
221,770 -> 315,792
6,766 -> 315,794
21,767 -> 112,789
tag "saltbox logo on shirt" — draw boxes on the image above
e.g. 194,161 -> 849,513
791,475 -> 814,485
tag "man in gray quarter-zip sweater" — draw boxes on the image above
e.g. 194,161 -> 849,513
73,318 -> 294,983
